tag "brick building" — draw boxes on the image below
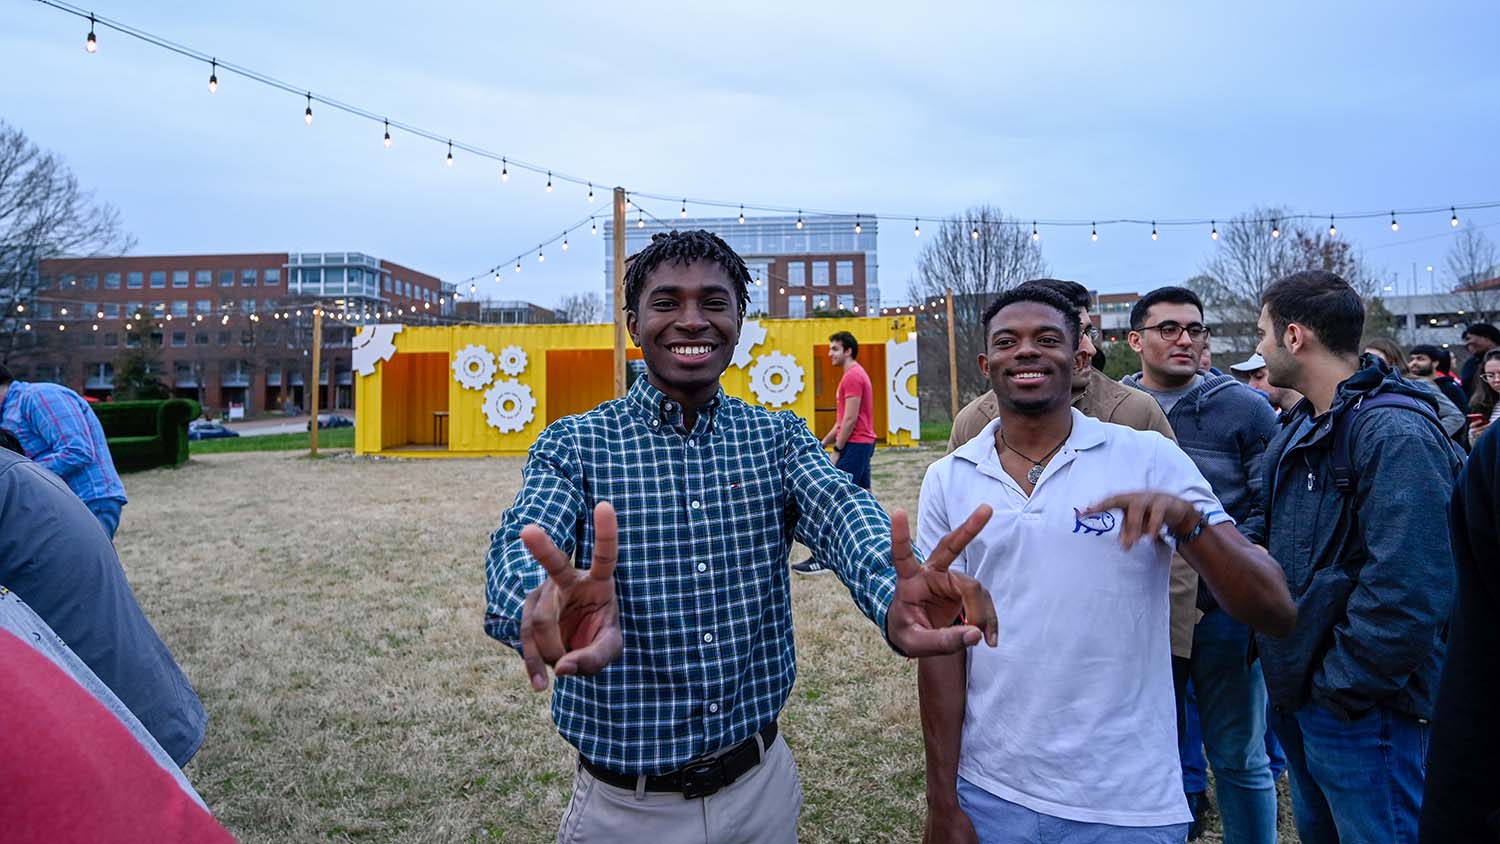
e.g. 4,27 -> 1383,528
5,252 -> 451,415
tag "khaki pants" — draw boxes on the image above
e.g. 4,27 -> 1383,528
558,735 -> 803,844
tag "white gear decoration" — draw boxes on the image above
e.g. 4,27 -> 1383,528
351,323 -> 403,376
497,345 -> 528,376
885,337 -> 920,438
482,379 -> 537,433
747,351 -> 805,408
730,319 -> 767,369
451,344 -> 498,390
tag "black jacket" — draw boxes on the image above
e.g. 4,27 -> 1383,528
1420,425 -> 1500,842
1250,357 -> 1461,720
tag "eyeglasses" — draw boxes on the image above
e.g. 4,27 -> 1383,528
1482,372 -> 1500,383
1136,321 -> 1210,342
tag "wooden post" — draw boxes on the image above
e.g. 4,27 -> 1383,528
612,187 -> 628,398
945,286 -> 958,421
309,306 -> 323,456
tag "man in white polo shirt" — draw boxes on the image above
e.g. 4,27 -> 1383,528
917,286 -> 1296,844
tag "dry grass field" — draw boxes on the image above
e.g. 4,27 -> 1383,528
115,445 -> 1290,843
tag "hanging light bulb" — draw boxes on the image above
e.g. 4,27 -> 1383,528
681,199 -> 688,218
637,211 -> 645,229
85,15 -> 97,52
854,214 -> 862,234
1210,221 -> 1218,240
501,158 -> 509,182
1390,211 -> 1399,232
1271,220 -> 1281,239
383,119 -> 391,148
1328,216 -> 1337,238
60,307 -> 69,316
588,183 -> 595,203
12,304 -> 20,313
23,323 -> 31,331
561,236 -> 569,252
304,93 -> 313,125
590,221 -> 597,236
208,59 -> 218,93
58,324 -> 65,332
446,140 -> 454,167
914,218 -> 921,237
1091,222 -> 1098,242
546,171 -> 553,192
738,205 -> 746,224
96,310 -> 103,318
515,260 -> 522,273
494,269 -> 502,283
796,211 -> 804,230
537,250 -> 545,263
1150,221 -> 1158,241
971,224 -> 980,241
1450,207 -> 1459,228
1032,222 -> 1040,241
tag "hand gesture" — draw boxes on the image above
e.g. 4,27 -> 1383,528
1082,492 -> 1197,550
886,505 -> 998,657
518,502 -> 623,691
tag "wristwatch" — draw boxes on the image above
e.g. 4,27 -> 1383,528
1171,511 -> 1211,545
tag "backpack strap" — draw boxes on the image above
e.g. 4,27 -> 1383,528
1329,392 -> 1441,493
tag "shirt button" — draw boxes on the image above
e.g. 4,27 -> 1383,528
690,499 -> 702,510
696,562 -> 707,573
650,419 -> 659,428
703,632 -> 714,643
708,703 -> 719,714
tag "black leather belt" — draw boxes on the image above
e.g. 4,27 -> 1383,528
581,721 -> 778,799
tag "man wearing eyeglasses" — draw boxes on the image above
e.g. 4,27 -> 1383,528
1123,286 -> 1283,844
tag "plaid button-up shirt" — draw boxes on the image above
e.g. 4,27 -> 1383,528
0,381 -> 126,505
485,377 -> 899,775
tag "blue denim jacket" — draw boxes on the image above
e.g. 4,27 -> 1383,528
1251,357 -> 1460,720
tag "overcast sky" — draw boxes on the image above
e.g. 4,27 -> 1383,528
3,1 -> 1497,307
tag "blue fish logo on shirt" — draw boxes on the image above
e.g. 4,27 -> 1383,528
1072,508 -> 1116,536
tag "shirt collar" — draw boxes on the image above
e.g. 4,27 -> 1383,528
625,376 -> 724,434
953,406 -> 1107,466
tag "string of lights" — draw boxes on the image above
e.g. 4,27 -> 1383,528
34,0 -> 1500,267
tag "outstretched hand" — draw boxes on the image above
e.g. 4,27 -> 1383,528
518,502 -> 623,691
886,505 -> 998,657
1082,492 -> 1197,550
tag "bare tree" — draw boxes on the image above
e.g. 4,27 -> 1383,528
555,291 -> 603,324
1445,226 -> 1500,323
906,206 -> 1047,416
0,121 -> 134,366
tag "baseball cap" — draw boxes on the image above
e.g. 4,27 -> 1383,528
1229,353 -> 1266,373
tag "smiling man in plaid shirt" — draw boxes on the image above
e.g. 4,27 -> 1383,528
485,230 -> 998,844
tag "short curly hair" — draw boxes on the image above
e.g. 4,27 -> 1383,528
622,230 -> 751,319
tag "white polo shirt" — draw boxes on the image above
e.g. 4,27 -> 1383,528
918,408 -> 1231,827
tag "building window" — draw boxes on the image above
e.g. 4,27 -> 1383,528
812,263 -> 830,286
150,301 -> 166,315
103,303 -> 120,318
218,270 -> 234,287
788,296 -> 806,318
383,275 -> 392,292
61,274 -> 76,288
196,299 -> 212,315
171,331 -> 187,347
195,270 -> 212,287
787,262 -> 805,286
127,333 -> 141,349
221,297 -> 236,311
242,269 -> 257,286
127,271 -> 143,289
104,272 -> 121,289
241,299 -> 256,314
836,260 -> 854,284
81,302 -> 97,318
196,332 -> 209,345
838,294 -> 856,312
37,275 -> 52,290
171,301 -> 189,317
263,298 -> 276,312
103,332 -> 117,347
172,270 -> 189,288
150,271 -> 166,288
263,330 -> 278,345
217,332 -> 230,346
264,268 -> 281,285
82,274 -> 98,290
81,332 -> 96,347
126,301 -> 143,318
36,303 -> 53,318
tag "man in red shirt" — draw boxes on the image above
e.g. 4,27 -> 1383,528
793,330 -> 877,575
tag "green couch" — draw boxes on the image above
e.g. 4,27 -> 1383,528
94,399 -> 200,472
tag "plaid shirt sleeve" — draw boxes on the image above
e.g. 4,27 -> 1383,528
20,388 -> 100,480
780,412 -> 899,635
483,419 -> 586,651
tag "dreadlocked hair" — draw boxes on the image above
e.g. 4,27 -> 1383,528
622,230 -> 751,319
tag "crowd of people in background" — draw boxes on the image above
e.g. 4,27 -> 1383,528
4,228 -> 1498,843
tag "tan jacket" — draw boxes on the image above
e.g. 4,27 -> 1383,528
945,369 -> 1201,658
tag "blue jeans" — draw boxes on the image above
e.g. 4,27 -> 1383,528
1272,702 -> 1427,844
1180,693 -> 1287,792
1185,608 -> 1277,844
834,441 -> 874,490
86,497 -> 124,539
958,778 -> 1189,843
